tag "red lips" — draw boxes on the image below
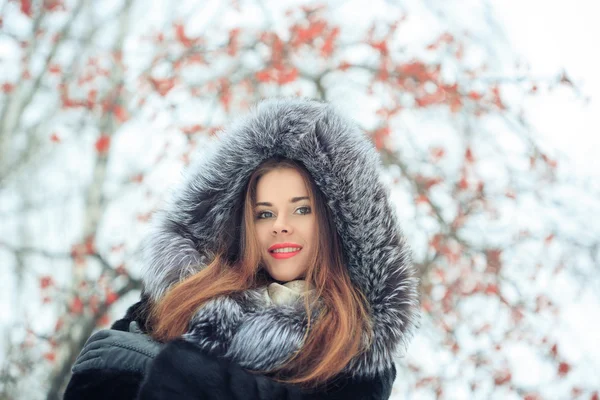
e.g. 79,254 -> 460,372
268,242 -> 303,252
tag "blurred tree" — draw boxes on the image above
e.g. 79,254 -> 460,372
0,0 -> 598,399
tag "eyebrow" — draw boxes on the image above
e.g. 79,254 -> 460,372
255,196 -> 310,207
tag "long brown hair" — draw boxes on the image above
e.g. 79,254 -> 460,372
148,157 -> 373,388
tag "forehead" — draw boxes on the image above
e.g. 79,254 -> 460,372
255,168 -> 308,200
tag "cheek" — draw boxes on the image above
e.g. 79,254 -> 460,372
308,220 -> 318,242
255,225 -> 269,248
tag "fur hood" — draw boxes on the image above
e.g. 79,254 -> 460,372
140,98 -> 420,379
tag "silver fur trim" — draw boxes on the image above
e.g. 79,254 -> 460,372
141,97 -> 421,378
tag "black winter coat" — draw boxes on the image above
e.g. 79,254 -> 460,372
64,302 -> 397,400
64,98 -> 420,399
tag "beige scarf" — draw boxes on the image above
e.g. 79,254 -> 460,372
264,279 -> 317,306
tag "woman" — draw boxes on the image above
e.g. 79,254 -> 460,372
64,98 -> 420,399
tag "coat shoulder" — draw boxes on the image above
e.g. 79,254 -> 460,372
308,366 -> 397,400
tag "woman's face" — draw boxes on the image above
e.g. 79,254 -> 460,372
254,168 -> 317,283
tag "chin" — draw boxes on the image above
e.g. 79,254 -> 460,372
266,269 -> 303,283
271,274 -> 299,283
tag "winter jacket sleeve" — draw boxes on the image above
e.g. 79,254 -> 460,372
137,338 -> 397,400
63,322 -> 163,400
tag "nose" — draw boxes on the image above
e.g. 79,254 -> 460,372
272,215 -> 292,235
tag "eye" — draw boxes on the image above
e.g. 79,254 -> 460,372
295,206 -> 311,215
256,211 -> 273,220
